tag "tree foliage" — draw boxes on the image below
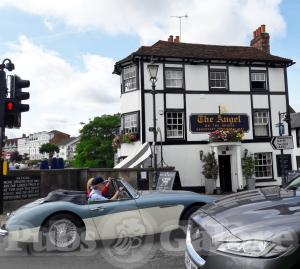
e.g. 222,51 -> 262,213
242,156 -> 255,179
74,114 -> 120,168
39,143 -> 60,158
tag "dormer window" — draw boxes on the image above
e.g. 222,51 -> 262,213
123,65 -> 137,92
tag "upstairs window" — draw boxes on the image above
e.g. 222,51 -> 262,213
253,110 -> 270,137
165,69 -> 183,88
122,112 -> 138,134
210,70 -> 227,90
251,72 -> 266,90
166,111 -> 184,139
123,65 -> 137,92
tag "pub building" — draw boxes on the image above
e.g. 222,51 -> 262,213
113,25 -> 295,193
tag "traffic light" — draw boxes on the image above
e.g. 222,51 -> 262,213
4,75 -> 30,128
4,99 -> 20,128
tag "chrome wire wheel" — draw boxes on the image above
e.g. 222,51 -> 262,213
48,218 -> 78,248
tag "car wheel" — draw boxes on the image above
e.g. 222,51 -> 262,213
41,213 -> 84,252
181,205 -> 204,226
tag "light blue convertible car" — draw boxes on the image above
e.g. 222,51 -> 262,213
0,178 -> 213,251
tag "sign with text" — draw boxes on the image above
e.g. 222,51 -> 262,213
271,136 -> 294,150
3,175 -> 40,201
190,114 -> 249,133
156,171 -> 181,191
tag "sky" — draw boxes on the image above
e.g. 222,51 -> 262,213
0,0 -> 299,138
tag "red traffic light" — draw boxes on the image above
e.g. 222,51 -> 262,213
7,101 -> 14,111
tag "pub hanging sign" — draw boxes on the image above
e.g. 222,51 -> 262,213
190,113 -> 250,133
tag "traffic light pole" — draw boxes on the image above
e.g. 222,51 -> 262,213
0,69 -> 7,215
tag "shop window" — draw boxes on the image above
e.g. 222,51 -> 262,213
166,111 -> 185,139
123,65 -> 137,92
251,72 -> 266,90
253,110 -> 270,137
122,112 -> 139,134
254,152 -> 273,179
165,69 -> 183,88
210,70 -> 227,90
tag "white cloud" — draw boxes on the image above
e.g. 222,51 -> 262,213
3,36 -> 120,138
0,0 -> 286,45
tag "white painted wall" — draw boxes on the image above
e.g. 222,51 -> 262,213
120,91 -> 141,114
144,93 -> 165,142
166,94 -> 184,109
185,65 -> 209,91
269,68 -> 285,92
229,67 -> 250,92
252,95 -> 269,109
270,95 -> 288,136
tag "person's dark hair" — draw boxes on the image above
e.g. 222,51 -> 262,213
92,176 -> 106,186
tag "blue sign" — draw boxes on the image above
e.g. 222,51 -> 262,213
190,114 -> 250,133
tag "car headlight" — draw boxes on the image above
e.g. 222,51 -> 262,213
217,240 -> 291,258
187,224 -> 202,245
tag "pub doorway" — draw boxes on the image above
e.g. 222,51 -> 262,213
218,155 -> 232,192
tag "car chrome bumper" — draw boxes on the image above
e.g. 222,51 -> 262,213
186,225 -> 206,268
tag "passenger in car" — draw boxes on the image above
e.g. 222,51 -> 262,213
87,176 -> 112,196
89,177 -> 121,201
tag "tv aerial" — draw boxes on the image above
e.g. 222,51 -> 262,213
171,13 -> 188,42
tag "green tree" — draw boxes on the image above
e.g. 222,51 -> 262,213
74,114 -> 120,168
39,143 -> 60,159
202,152 -> 219,179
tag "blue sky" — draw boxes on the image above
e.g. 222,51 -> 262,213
0,0 -> 299,137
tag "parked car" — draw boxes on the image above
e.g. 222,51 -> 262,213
0,178 -> 213,251
186,185 -> 300,269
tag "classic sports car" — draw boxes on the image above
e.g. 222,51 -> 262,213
185,182 -> 300,269
0,178 -> 213,251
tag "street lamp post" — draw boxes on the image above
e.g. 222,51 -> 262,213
147,63 -> 159,188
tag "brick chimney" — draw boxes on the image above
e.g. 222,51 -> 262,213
168,35 -> 174,42
250,24 -> 270,53
174,35 -> 180,43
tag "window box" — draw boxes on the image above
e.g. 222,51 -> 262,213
112,133 -> 139,150
209,128 -> 244,142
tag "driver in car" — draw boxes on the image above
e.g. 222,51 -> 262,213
89,176 -> 122,201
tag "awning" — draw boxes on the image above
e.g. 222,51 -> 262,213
114,142 -> 152,169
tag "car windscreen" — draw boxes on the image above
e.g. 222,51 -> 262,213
286,175 -> 300,190
120,179 -> 139,198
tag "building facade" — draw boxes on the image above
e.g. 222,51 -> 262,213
3,138 -> 18,160
57,137 -> 79,161
15,130 -> 70,160
114,25 -> 295,192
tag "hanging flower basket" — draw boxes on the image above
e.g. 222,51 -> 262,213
112,133 -> 139,150
209,128 -> 244,142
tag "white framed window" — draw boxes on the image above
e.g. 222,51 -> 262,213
251,72 -> 266,90
254,152 -> 273,179
122,112 -> 138,134
165,69 -> 183,88
210,70 -> 227,89
253,110 -> 269,137
166,111 -> 184,139
123,65 -> 137,92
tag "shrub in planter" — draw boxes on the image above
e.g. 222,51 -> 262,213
202,152 -> 219,194
242,155 -> 256,190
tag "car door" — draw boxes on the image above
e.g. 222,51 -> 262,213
88,187 -> 145,240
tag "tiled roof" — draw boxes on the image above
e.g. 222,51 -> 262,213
114,40 -> 294,72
